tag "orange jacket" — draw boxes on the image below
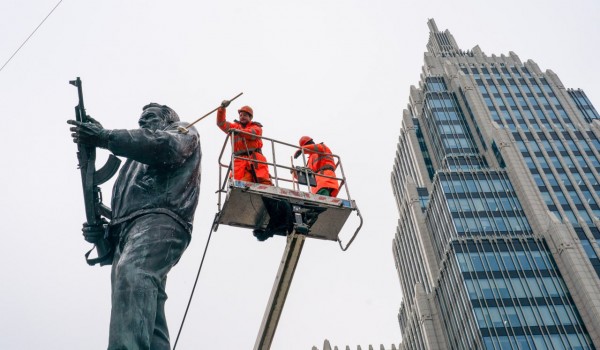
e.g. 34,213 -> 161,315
217,108 -> 271,184
217,108 -> 264,155
301,143 -> 339,197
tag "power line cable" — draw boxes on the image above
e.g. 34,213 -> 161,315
0,0 -> 63,74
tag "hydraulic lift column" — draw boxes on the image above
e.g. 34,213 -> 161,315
253,205 -> 309,350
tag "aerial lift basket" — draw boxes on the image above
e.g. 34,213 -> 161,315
214,130 -> 362,250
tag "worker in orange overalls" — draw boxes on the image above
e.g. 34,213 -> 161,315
294,136 -> 339,197
217,101 -> 272,185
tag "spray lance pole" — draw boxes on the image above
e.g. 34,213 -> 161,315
178,92 -> 243,134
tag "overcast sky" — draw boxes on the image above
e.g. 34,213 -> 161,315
1,1 -> 598,349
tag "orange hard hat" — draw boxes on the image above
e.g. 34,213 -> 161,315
299,136 -> 313,146
238,106 -> 253,117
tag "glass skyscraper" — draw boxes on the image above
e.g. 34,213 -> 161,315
392,19 -> 600,349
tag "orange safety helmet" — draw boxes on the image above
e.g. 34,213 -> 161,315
238,105 -> 253,117
299,136 -> 313,147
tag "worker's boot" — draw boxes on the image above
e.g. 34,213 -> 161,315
253,229 -> 273,241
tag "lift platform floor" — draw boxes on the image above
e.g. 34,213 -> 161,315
217,180 -> 356,241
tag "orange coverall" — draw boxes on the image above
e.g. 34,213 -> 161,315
300,142 -> 339,197
217,108 -> 272,185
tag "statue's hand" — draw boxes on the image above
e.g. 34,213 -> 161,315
221,99 -> 230,108
82,222 -> 107,243
86,116 -> 104,128
67,119 -> 110,148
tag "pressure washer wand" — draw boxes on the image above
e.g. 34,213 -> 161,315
178,92 -> 243,134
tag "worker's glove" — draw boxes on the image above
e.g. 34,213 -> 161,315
294,150 -> 303,159
82,221 -> 108,243
221,99 -> 231,108
67,117 -> 110,149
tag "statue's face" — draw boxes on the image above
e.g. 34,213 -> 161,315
139,107 -> 168,131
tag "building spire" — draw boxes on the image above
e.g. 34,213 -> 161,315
427,18 -> 439,33
426,18 -> 462,56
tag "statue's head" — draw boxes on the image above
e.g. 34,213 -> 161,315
139,103 -> 180,131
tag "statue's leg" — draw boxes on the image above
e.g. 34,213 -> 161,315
150,276 -> 169,350
108,214 -> 189,350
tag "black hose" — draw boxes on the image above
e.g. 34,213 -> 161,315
172,213 -> 218,349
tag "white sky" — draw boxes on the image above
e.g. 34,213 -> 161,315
1,1 -> 598,349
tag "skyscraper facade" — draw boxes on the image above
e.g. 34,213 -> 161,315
392,19 -> 600,349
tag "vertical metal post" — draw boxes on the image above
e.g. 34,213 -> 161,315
253,231 -> 306,350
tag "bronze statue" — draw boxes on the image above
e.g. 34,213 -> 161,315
68,88 -> 201,350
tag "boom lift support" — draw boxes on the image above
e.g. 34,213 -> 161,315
213,131 -> 363,350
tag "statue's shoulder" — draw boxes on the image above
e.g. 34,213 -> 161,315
167,121 -> 198,135
171,121 -> 188,129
